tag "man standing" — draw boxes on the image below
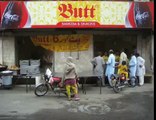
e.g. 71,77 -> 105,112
136,53 -> 145,86
129,52 -> 137,86
119,48 -> 127,65
105,49 -> 115,87
129,53 -> 137,77
91,52 -> 105,86
102,51 -> 109,85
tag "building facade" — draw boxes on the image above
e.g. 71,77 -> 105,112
0,1 -> 154,75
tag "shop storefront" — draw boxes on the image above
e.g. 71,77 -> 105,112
0,1 -> 154,75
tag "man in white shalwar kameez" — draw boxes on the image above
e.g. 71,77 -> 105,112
136,53 -> 145,86
105,49 -> 115,87
119,49 -> 127,65
129,53 -> 137,87
129,53 -> 137,86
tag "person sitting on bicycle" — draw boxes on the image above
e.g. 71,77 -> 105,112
116,61 -> 129,80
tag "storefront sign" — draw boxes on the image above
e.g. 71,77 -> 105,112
0,1 -> 154,29
31,35 -> 92,52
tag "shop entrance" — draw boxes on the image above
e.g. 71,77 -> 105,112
93,34 -> 137,59
15,33 -> 137,74
15,36 -> 54,73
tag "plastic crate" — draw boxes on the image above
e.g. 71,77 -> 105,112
19,60 -> 29,66
30,59 -> 40,66
29,65 -> 40,75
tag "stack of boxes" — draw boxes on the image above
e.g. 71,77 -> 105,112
29,59 -> 40,75
19,60 -> 29,75
19,59 -> 40,75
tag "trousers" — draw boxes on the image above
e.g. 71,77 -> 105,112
65,84 -> 78,99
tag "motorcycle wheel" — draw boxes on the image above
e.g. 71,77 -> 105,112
130,76 -> 136,87
113,80 -> 121,93
34,84 -> 49,97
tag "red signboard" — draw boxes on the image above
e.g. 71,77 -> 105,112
0,1 -> 154,29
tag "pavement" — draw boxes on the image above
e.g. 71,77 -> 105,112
0,81 -> 154,120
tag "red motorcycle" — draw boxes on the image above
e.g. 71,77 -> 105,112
34,69 -> 77,97
111,73 -> 136,93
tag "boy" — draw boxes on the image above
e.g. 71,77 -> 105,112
117,61 -> 128,80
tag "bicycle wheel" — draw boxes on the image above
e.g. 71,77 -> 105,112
34,84 -> 49,96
